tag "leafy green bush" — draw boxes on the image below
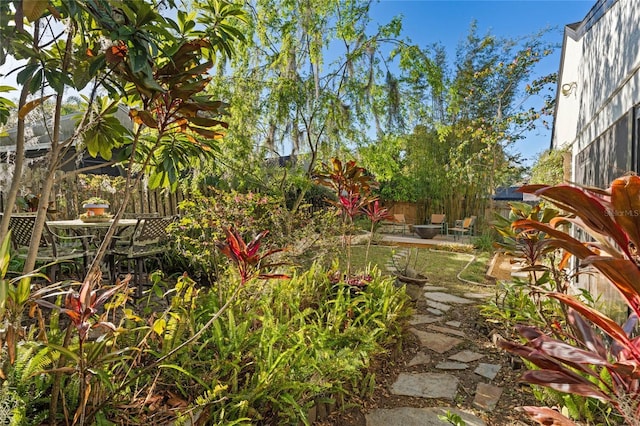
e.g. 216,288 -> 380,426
168,190 -> 339,284
174,264 -> 411,424
2,228 -> 410,425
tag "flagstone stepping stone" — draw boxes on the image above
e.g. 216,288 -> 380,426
365,407 -> 487,426
449,350 -> 484,363
427,324 -> 466,337
464,292 -> 494,299
408,314 -> 440,325
422,285 -> 446,291
427,308 -> 443,315
436,361 -> 468,370
473,383 -> 503,411
391,372 -> 458,399
407,351 -> 431,366
426,300 -> 451,311
474,363 -> 501,380
409,328 -> 463,354
445,320 -> 462,328
424,292 -> 475,304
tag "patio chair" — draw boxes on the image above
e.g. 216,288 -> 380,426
449,216 -> 477,240
109,215 -> 177,297
428,213 -> 447,235
381,213 -> 407,234
7,213 -> 91,282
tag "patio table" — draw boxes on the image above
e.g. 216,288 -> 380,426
47,218 -> 139,262
46,218 -> 138,230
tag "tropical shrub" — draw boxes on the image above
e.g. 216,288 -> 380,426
168,190 -> 339,284
529,148 -> 568,186
497,176 -> 640,425
313,158 -> 390,274
1,220 -> 411,425
172,263 -> 411,425
488,201 -> 574,334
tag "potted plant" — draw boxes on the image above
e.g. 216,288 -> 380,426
81,197 -> 110,217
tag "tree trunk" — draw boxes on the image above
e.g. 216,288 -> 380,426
22,28 -> 73,274
0,82 -> 30,240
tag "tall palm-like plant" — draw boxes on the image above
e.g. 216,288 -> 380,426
314,158 -> 379,276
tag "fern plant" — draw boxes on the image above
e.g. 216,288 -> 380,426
1,338 -> 55,425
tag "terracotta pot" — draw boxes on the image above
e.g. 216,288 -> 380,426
82,203 -> 109,216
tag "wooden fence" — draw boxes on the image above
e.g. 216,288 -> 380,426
1,178 -> 186,220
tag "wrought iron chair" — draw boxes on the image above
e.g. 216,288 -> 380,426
7,213 -> 91,282
109,215 -> 176,297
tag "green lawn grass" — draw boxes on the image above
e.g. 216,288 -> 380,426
341,244 -> 493,293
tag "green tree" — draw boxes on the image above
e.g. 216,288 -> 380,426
0,0 -> 244,278
203,0 -> 416,211
363,22 -> 555,227
529,148 -> 567,185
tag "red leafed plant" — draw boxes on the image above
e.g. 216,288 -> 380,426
35,273 -> 131,425
215,226 -> 289,284
36,275 -> 129,341
362,199 -> 394,263
497,176 -> 640,425
314,158 -> 381,277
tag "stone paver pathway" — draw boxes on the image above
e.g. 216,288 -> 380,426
364,278 -> 507,426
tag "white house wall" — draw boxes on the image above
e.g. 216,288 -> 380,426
553,0 -> 640,183
578,0 -> 639,150
552,33 -> 581,150
553,0 -> 639,319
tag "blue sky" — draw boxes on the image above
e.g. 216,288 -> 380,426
368,0 -> 596,167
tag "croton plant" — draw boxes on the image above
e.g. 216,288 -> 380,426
499,175 -> 640,425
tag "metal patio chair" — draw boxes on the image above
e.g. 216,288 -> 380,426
8,213 -> 91,282
428,213 -> 448,235
109,215 -> 176,297
449,216 -> 477,241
